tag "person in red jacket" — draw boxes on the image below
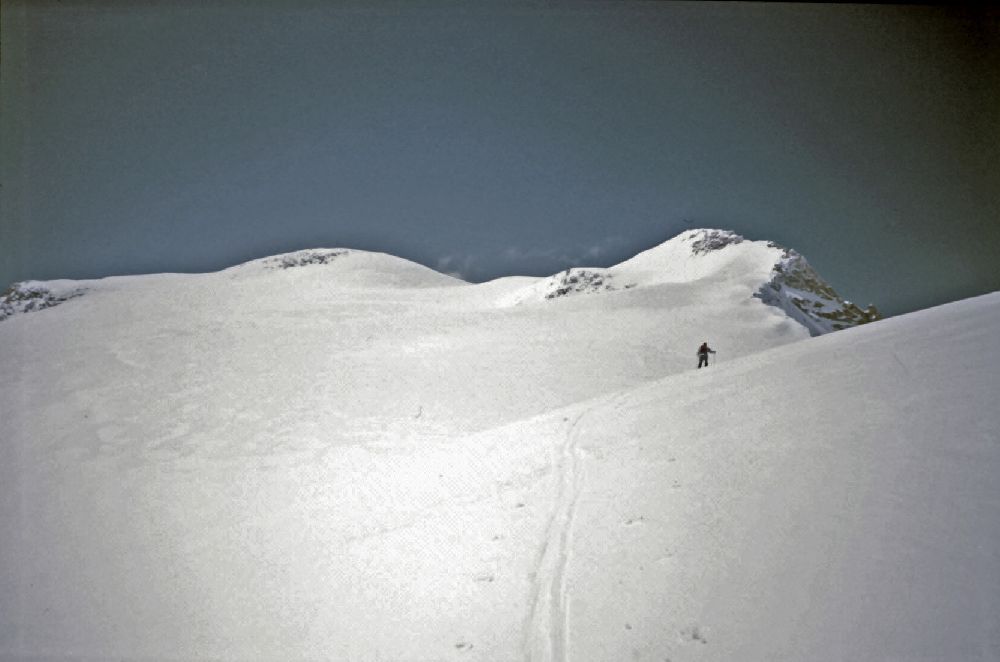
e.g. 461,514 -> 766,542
697,342 -> 716,368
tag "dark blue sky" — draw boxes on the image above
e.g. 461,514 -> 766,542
2,2 -> 998,316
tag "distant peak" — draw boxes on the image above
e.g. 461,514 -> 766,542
506,227 -> 882,337
227,247 -> 464,288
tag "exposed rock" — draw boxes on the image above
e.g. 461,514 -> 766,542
544,268 -> 618,299
264,250 -> 349,270
0,282 -> 86,322
687,229 -> 745,255
755,248 -> 881,336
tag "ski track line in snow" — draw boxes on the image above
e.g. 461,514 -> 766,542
525,391 -> 630,662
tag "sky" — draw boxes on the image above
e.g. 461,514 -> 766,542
2,1 -> 997,317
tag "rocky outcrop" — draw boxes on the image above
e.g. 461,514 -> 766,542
0,282 -> 86,322
688,229 -> 745,254
755,245 -> 881,336
264,250 -> 349,270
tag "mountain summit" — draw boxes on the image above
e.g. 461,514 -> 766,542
501,229 -> 881,335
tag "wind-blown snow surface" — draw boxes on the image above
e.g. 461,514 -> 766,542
1,237 -> 997,661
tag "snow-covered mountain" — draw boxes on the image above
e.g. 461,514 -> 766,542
2,229 -> 876,333
0,229 -> 876,439
498,229 -> 880,335
2,230 -> 996,662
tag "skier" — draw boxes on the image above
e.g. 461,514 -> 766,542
697,342 -> 716,369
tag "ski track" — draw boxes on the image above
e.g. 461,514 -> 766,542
525,392 -> 628,662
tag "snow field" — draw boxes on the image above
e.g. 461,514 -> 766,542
1,238 -> 997,660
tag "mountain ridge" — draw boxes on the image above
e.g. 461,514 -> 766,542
0,229 -> 879,336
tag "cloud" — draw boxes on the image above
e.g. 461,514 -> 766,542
501,246 -> 571,263
582,235 -> 628,260
435,254 -> 475,281
501,235 -> 628,269
438,236 -> 631,282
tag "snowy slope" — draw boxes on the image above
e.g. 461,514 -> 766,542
2,234 -> 996,661
545,292 -> 1000,662
0,232 -> 828,440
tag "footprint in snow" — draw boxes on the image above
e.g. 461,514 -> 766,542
680,625 -> 708,644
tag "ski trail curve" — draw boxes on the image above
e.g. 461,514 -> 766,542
525,392 -> 629,662
524,408 -> 584,662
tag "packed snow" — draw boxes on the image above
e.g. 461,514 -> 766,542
1,230 -> 996,661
